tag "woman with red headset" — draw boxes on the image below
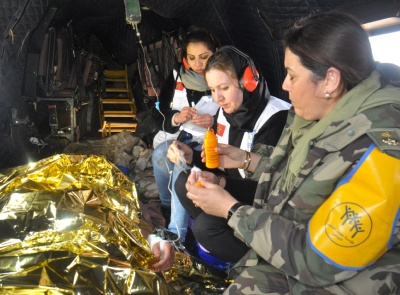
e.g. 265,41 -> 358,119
152,27 -> 221,148
151,26 -> 221,232
168,46 -> 291,266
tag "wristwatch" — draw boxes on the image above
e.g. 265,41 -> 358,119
227,202 -> 245,221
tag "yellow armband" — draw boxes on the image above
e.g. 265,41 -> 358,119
308,144 -> 400,270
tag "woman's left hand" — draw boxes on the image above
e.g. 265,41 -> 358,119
167,140 -> 193,164
151,241 -> 175,271
190,113 -> 214,128
200,171 -> 220,185
186,171 -> 237,218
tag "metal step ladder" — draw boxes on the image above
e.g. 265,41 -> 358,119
99,65 -> 137,137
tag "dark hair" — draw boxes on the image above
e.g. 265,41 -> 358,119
180,26 -> 221,59
204,50 -> 239,83
284,11 -> 376,93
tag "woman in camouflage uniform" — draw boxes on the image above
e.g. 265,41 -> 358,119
182,11 -> 400,294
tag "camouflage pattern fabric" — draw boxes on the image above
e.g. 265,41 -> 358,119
129,143 -> 160,202
225,74 -> 400,294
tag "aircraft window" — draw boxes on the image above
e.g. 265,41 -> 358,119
369,31 -> 400,66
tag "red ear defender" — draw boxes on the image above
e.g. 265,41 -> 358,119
182,57 -> 190,70
241,66 -> 259,92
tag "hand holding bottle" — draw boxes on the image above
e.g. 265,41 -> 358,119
201,143 -> 260,172
185,170 -> 238,218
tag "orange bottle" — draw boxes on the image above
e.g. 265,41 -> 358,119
204,127 -> 220,169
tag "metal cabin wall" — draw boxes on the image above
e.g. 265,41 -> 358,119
0,0 -> 49,168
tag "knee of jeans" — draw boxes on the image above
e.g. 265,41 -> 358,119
152,142 -> 167,159
152,143 -> 171,168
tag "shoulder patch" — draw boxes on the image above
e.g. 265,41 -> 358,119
367,128 -> 400,152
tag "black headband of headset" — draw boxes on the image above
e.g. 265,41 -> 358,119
217,45 -> 259,81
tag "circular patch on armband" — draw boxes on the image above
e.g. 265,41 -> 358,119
325,202 -> 372,248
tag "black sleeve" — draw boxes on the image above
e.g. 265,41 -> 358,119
224,177 -> 257,204
191,148 -> 206,168
253,110 -> 288,147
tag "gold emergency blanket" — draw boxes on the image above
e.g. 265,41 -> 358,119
0,154 -> 229,294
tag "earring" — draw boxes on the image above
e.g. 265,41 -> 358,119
325,93 -> 331,100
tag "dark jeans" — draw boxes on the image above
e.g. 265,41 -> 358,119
175,171 -> 257,263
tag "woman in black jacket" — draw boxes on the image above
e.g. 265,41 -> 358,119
169,46 -> 290,261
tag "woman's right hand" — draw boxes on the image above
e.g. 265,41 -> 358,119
201,143 -> 247,169
201,144 -> 260,172
186,171 -> 237,219
174,107 -> 198,124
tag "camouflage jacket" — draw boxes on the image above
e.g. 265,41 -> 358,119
227,74 -> 400,293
